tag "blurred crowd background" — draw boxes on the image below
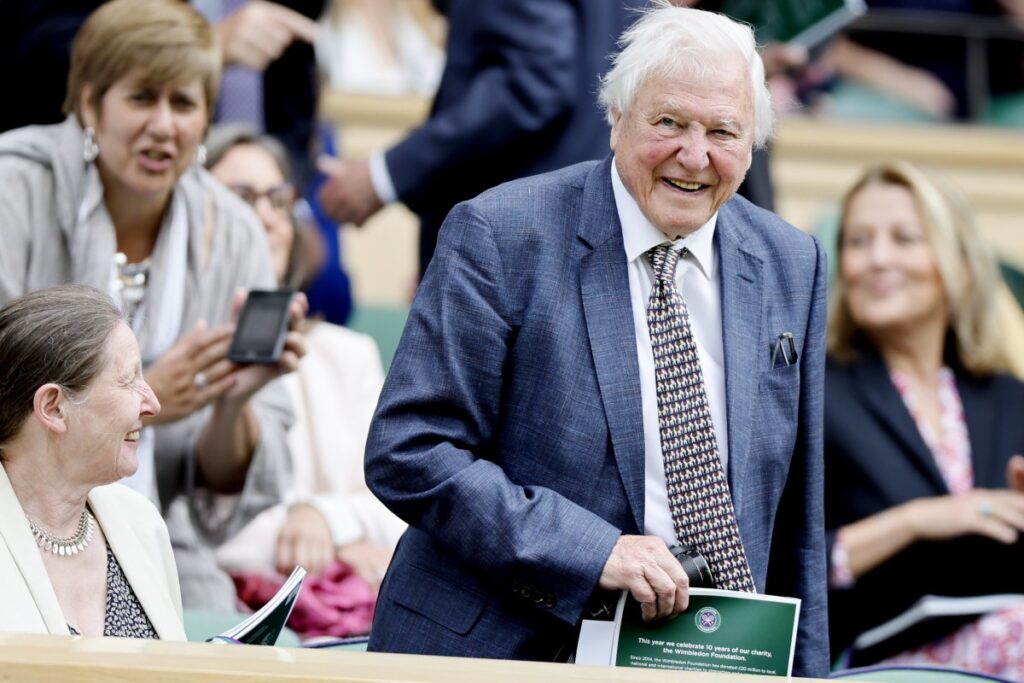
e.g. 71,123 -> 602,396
5,0 -> 1024,351
2,0 -> 1024,677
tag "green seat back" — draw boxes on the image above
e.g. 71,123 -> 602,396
346,305 -> 410,372
1000,262 -> 1024,310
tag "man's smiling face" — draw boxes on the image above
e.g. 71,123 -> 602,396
610,57 -> 754,238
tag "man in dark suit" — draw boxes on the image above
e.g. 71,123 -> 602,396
317,0 -> 646,276
363,5 -> 829,675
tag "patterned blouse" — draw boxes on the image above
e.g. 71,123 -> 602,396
67,542 -> 158,639
832,368 -> 1024,680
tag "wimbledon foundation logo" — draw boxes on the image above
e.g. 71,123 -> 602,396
695,606 -> 722,633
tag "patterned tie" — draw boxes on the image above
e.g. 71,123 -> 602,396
646,245 -> 755,592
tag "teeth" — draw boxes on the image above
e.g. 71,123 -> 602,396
125,431 -> 140,441
666,178 -> 703,191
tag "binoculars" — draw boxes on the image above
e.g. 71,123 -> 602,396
669,542 -> 714,588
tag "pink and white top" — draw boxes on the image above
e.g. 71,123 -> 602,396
831,367 -> 1024,680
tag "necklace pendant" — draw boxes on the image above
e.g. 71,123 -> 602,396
27,509 -> 95,558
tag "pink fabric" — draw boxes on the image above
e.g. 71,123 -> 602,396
890,367 -> 973,495
232,561 -> 376,638
881,369 -> 1024,679
883,602 -> 1024,681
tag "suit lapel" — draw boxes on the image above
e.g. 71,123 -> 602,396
851,352 -> 949,493
716,205 -> 763,516
579,159 -> 646,533
89,487 -> 183,640
0,465 -> 68,633
957,373 -> 1000,487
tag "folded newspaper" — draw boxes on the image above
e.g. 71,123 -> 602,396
208,566 -> 307,646
854,593 -> 1024,651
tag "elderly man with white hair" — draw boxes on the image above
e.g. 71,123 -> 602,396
363,3 -> 830,675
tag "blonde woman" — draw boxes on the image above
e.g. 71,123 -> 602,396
825,162 -> 1024,677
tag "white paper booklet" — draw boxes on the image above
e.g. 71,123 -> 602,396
208,566 -> 307,646
854,594 -> 1024,651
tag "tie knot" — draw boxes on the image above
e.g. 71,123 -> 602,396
648,245 -> 684,286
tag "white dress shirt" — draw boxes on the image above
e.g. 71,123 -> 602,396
611,161 -> 729,546
368,151 -> 398,204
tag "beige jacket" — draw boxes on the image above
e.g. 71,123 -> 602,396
0,465 -> 186,640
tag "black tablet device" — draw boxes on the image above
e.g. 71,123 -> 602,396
228,289 -> 294,364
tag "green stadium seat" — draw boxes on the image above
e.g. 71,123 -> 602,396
346,305 -> 410,372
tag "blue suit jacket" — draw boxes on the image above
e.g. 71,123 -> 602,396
385,0 -> 644,274
365,158 -> 830,676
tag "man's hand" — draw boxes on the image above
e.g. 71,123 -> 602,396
316,157 -> 384,226
216,1 -> 319,71
598,535 -> 689,622
144,321 -> 237,425
276,503 -> 334,576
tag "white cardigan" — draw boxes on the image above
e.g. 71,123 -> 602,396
0,465 -> 185,640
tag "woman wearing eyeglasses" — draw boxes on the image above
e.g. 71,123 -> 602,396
0,0 -> 306,612
204,125 -> 404,634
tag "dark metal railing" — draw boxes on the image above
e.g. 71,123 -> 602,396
844,8 -> 1024,119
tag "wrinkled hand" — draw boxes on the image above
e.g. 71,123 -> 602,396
218,289 -> 308,406
904,489 -> 1024,545
216,1 -> 319,71
276,503 -> 334,576
316,157 -> 383,226
144,321 -> 237,425
598,535 -> 689,622
337,540 -> 392,590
